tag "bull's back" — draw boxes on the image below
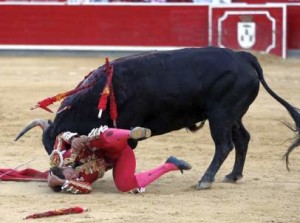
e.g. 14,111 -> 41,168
112,47 -> 259,133
114,47 -> 239,100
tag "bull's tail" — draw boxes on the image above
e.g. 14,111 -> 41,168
239,51 -> 300,170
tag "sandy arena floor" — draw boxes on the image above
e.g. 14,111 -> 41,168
0,53 -> 299,223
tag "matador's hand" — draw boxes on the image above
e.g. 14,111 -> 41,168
47,171 -> 65,187
71,135 -> 88,152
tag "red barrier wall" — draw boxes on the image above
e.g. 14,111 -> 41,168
0,3 -> 299,57
287,5 -> 300,49
0,4 -> 208,47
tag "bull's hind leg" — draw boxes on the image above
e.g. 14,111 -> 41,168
223,120 -> 250,182
196,116 -> 234,190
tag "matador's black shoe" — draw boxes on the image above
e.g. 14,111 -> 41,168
166,156 -> 192,173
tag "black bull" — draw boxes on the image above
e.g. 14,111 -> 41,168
16,47 -> 300,189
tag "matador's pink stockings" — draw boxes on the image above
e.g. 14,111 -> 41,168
134,163 -> 178,188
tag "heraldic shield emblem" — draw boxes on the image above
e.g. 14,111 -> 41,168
237,22 -> 256,49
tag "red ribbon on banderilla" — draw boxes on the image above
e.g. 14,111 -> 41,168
30,58 -> 118,127
97,58 -> 118,127
30,71 -> 95,113
24,206 -> 88,219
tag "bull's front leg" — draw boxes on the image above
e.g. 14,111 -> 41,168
196,118 -> 234,190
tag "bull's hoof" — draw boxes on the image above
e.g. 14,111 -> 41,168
195,181 -> 212,190
223,174 -> 243,183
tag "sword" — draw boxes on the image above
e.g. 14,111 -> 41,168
0,159 -> 36,179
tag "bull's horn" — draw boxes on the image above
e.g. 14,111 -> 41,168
15,119 -> 50,141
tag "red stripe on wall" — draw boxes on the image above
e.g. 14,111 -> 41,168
287,5 -> 300,49
0,5 -> 209,47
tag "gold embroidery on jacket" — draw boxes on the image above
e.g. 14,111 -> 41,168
75,154 -> 106,177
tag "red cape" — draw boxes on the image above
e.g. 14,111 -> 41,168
0,168 -> 48,182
